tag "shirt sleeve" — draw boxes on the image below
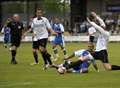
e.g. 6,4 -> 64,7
45,18 -> 52,29
90,22 -> 109,36
96,16 -> 106,28
59,24 -> 64,32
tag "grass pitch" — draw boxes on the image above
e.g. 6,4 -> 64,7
0,42 -> 120,88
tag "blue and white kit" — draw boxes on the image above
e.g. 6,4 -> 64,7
52,23 -> 65,47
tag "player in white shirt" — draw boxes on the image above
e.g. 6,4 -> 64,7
24,8 -> 56,69
87,12 -> 120,71
88,26 -> 96,43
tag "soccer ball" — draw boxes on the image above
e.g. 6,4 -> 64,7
57,67 -> 66,74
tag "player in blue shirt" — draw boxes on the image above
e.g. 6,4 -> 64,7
52,43 -> 99,74
1,18 -> 11,48
52,17 -> 67,61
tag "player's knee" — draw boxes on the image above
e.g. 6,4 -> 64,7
40,48 -> 46,53
33,49 -> 38,53
10,46 -> 16,50
103,64 -> 112,71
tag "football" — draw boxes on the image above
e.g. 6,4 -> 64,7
57,67 -> 66,74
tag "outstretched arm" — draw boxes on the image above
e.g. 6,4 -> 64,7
87,17 -> 109,36
64,53 -> 75,60
91,12 -> 106,28
91,59 -> 99,72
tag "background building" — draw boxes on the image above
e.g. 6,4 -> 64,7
0,0 -> 120,34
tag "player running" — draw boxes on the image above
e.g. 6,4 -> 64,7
87,12 -> 120,71
24,8 -> 57,69
52,44 -> 99,74
52,17 -> 67,61
7,14 -> 24,64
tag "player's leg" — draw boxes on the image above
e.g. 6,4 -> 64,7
65,60 -> 83,69
10,45 -> 17,64
89,36 -> 94,43
79,61 -> 89,73
52,38 -> 59,61
52,44 -> 59,61
38,39 -> 52,69
4,35 -> 7,48
60,46 -> 67,58
31,41 -> 39,65
95,50 -> 120,70
60,39 -> 67,58
10,36 -> 20,64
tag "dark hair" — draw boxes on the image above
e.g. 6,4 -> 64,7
36,8 -> 43,12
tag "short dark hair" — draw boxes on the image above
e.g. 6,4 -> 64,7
36,8 -> 42,11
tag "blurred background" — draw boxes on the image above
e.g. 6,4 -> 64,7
0,0 -> 120,35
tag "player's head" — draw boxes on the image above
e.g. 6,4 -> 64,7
87,42 -> 94,53
36,8 -> 43,18
13,14 -> 20,22
54,17 -> 60,24
88,14 -> 96,22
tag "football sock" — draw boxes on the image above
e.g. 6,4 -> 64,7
33,52 -> 38,63
53,48 -> 58,54
46,52 -> 52,65
11,50 -> 16,61
63,48 -> 67,55
53,48 -> 58,58
41,52 -> 48,65
112,65 -> 120,70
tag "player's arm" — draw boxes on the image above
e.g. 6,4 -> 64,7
64,53 -> 75,60
45,18 -> 57,36
87,17 -> 109,36
91,12 -> 106,28
22,21 -> 34,38
91,59 -> 99,72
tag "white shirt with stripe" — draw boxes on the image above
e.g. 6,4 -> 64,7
31,17 -> 52,40
89,16 -> 110,51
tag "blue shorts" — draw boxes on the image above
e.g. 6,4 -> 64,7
73,61 -> 89,72
52,37 -> 65,47
4,34 -> 11,43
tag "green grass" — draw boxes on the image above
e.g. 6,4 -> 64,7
0,42 -> 120,88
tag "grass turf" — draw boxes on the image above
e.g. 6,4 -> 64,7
0,42 -> 120,88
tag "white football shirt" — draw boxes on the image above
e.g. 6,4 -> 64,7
31,17 -> 52,40
89,22 -> 110,51
74,49 -> 94,60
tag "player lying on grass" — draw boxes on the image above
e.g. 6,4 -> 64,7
52,44 -> 99,74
